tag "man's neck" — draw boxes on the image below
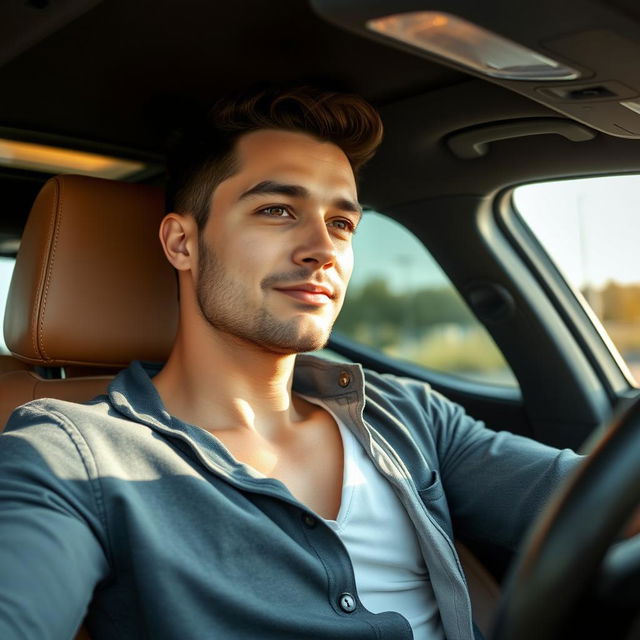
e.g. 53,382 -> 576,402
152,321 -> 306,439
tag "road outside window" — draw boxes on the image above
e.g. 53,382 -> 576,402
332,212 -> 517,386
514,175 -> 640,385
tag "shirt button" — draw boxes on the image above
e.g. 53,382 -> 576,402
338,371 -> 351,388
302,513 -> 317,528
338,592 -> 356,613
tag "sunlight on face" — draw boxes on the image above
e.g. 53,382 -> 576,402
195,130 -> 358,354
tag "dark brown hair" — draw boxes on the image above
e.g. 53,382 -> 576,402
167,85 -> 383,229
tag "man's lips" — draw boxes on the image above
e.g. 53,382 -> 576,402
274,284 -> 335,306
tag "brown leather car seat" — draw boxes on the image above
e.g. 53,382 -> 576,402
0,174 -> 178,426
0,355 -> 30,374
0,174 -> 499,638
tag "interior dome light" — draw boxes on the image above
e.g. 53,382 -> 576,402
367,11 -> 581,81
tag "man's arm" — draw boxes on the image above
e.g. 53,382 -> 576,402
0,406 -> 110,640
425,389 -> 583,552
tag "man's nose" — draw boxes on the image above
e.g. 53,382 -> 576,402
291,217 -> 337,269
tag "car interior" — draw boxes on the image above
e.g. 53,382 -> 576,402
1,1 -> 640,639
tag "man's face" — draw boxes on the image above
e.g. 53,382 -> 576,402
195,129 -> 360,354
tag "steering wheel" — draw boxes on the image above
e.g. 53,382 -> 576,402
490,396 -> 640,640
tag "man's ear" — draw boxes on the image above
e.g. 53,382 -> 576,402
159,213 -> 198,272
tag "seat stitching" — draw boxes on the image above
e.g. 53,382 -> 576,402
31,179 -> 59,360
39,178 -> 65,363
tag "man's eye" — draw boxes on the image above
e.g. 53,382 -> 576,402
329,219 -> 356,233
259,206 -> 291,217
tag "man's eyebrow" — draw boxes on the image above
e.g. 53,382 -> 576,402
239,180 -> 308,201
239,180 -> 363,216
334,197 -> 363,217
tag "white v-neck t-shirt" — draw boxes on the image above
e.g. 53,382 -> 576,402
303,396 -> 445,640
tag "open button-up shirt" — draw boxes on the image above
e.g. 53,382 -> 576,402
0,356 -> 581,639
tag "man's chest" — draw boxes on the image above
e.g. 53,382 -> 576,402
210,408 -> 345,520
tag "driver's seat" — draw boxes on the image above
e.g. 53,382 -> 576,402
0,174 -> 499,639
0,174 -> 178,419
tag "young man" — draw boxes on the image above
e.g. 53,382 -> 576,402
0,87 -> 582,640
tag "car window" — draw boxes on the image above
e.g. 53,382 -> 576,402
513,176 -> 640,385
331,211 -> 517,386
0,257 -> 14,354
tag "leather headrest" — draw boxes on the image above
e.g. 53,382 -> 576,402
4,175 -> 178,367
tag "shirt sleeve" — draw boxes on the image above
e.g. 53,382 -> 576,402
425,388 -> 584,552
0,404 -> 110,640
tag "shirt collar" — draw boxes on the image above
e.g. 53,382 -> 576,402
107,354 -> 364,431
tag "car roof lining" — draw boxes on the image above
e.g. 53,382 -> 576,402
0,0 -> 465,150
3,0 -> 640,218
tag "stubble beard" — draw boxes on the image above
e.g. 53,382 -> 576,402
196,239 -> 334,354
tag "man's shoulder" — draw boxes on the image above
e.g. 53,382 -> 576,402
360,365 -> 474,441
4,393 -> 113,437
361,365 -> 437,403
0,395 -> 118,481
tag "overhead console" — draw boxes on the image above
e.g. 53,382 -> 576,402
310,0 -> 640,138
